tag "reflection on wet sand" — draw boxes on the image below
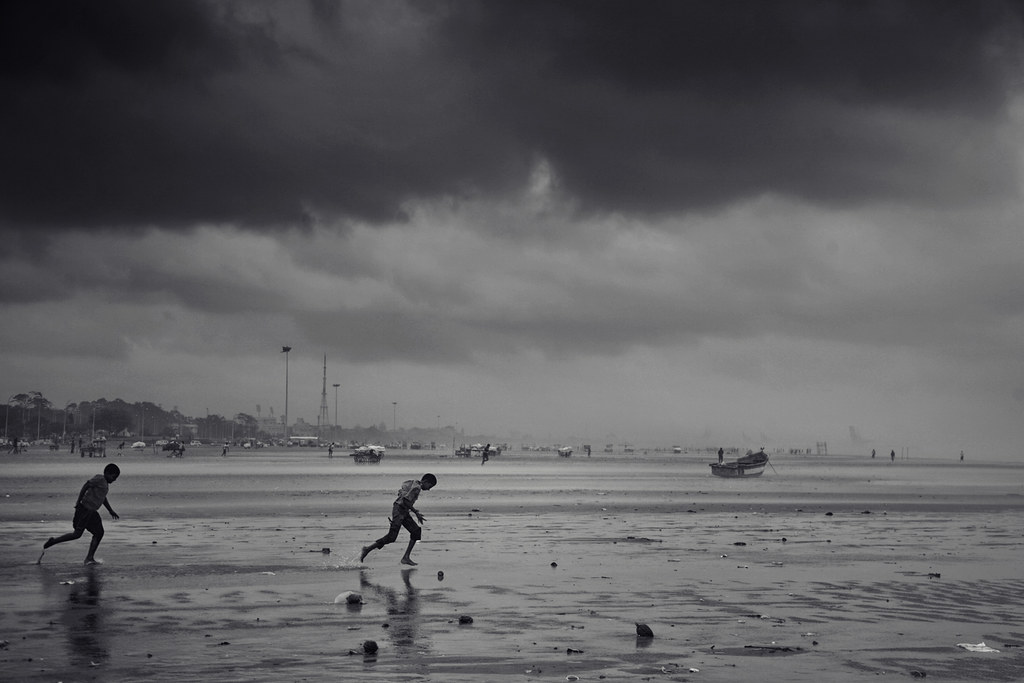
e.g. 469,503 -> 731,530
360,568 -> 422,652
60,567 -> 109,668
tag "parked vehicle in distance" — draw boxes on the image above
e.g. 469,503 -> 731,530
351,444 -> 385,463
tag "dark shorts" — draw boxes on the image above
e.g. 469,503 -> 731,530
73,506 -> 104,536
374,503 -> 420,545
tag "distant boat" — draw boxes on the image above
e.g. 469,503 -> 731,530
710,449 -> 769,478
351,444 -> 385,463
557,446 -> 572,457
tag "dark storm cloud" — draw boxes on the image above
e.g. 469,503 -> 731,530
0,0 -> 1020,236
445,0 -> 1023,214
0,0 -> 241,83
0,0 -> 290,231
451,0 -> 1015,108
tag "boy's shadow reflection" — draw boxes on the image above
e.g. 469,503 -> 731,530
61,567 -> 109,666
360,568 -> 424,651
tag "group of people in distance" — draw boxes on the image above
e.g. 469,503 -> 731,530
40,464 -> 439,567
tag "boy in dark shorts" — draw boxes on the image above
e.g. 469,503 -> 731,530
40,463 -> 121,565
360,473 -> 437,566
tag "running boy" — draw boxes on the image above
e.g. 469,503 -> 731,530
41,463 -> 120,565
360,473 -> 437,566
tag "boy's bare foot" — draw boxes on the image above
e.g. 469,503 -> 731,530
84,558 -> 103,565
43,537 -> 56,549
400,558 -> 417,566
359,546 -> 372,562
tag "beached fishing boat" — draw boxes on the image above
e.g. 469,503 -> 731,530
351,444 -> 385,463
557,446 -> 572,457
710,450 -> 769,478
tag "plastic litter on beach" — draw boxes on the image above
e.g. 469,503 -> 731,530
957,642 -> 1000,653
334,591 -> 363,604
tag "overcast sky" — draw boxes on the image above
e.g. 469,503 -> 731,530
2,0 -> 1023,456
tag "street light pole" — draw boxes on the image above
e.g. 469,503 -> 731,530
392,401 -> 397,434
282,346 -> 292,444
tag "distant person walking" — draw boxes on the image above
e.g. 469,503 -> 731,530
481,443 -> 490,465
718,447 -> 724,464
890,449 -> 895,462
960,450 -> 964,462
328,443 -> 334,458
360,474 -> 437,566
40,463 -> 121,565
871,449 -> 876,459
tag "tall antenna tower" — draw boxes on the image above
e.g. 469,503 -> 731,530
318,354 -> 329,440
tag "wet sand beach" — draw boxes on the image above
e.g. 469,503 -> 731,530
1,449 -> 1023,682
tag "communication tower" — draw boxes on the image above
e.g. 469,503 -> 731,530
318,354 -> 329,440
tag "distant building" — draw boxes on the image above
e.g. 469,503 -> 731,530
258,416 -> 284,437
290,418 -> 316,437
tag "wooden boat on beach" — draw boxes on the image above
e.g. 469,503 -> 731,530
710,450 -> 769,478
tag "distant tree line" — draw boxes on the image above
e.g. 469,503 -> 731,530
4,391 -> 475,447
2,393 -> 243,443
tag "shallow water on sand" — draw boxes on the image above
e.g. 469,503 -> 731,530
1,450 -> 1023,681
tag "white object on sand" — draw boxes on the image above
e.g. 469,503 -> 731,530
957,642 -> 1000,653
334,591 -> 363,604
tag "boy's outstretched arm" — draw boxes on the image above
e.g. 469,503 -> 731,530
103,498 -> 119,519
